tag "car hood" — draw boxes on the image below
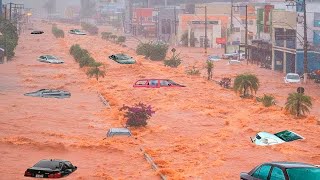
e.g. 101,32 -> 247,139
252,132 -> 285,146
286,79 -> 300,83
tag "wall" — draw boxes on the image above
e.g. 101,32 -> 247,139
296,51 -> 320,74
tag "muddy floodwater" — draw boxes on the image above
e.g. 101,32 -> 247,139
0,21 -> 319,179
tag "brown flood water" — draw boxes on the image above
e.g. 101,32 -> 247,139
0,21 -> 319,179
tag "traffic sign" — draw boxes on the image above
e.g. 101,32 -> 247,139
297,87 -> 305,94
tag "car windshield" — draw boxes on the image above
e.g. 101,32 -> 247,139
46,55 -> 56,60
287,74 -> 300,80
167,80 -> 179,85
116,54 -> 130,60
34,160 -> 61,170
287,167 -> 320,180
256,134 -> 262,140
274,130 -> 303,142
209,56 -> 219,59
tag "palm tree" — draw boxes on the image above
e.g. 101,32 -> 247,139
233,73 -> 260,97
285,93 -> 312,117
206,61 -> 214,80
86,62 -> 106,81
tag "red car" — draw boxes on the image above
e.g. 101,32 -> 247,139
133,79 -> 185,88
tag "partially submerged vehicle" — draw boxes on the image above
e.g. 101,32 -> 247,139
37,55 -> 64,64
284,73 -> 301,83
24,89 -> 71,99
109,54 -> 136,64
107,128 -> 132,137
133,79 -> 185,88
69,29 -> 86,35
240,162 -> 320,180
24,159 -> 77,178
228,60 -> 241,65
31,30 -> 44,34
207,55 -> 221,62
251,130 -> 304,146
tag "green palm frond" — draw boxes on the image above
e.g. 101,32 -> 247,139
285,93 -> 312,117
233,73 -> 260,97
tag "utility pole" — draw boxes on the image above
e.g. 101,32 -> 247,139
205,6 -> 208,54
195,5 -> 208,54
174,6 -> 177,46
303,0 -> 308,83
9,2 -> 12,21
245,5 -> 248,65
286,0 -> 308,83
232,4 -> 248,64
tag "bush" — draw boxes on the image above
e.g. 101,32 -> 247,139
136,41 -> 168,61
117,36 -> 126,44
101,32 -> 112,40
136,42 -> 152,58
81,22 -> 98,35
120,102 -> 155,127
109,35 -> 117,42
164,53 -> 182,68
69,44 -> 106,80
51,25 -> 64,38
186,66 -> 200,75
257,94 -> 275,107
0,18 -> 19,60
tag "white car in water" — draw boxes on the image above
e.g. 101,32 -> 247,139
228,60 -> 241,65
37,55 -> 64,64
251,130 -> 304,146
208,55 -> 221,61
284,73 -> 301,83
69,29 -> 86,35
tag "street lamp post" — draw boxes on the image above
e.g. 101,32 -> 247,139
286,0 -> 308,83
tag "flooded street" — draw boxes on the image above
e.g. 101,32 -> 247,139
0,20 -> 319,179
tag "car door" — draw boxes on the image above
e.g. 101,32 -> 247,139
251,165 -> 272,180
269,167 -> 287,180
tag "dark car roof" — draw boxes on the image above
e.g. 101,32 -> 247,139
266,162 -> 317,169
137,79 -> 171,81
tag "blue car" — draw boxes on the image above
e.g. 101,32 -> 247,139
241,162 -> 320,180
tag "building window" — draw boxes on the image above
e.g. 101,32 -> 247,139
275,28 -> 285,47
314,30 -> 320,46
314,13 -> 320,27
148,17 -> 152,22
233,27 -> 240,32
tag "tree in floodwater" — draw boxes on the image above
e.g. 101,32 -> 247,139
86,62 -> 106,81
285,93 -> 312,117
0,17 -> 19,60
233,73 -> 260,98
206,61 -> 214,80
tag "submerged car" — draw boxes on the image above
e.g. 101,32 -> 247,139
69,29 -> 86,35
208,55 -> 221,61
109,54 -> 136,64
133,79 -> 185,88
251,130 -> 304,146
107,128 -> 132,137
24,159 -> 77,178
37,55 -> 64,64
31,30 -> 44,34
228,60 -> 241,65
24,89 -> 71,99
240,162 -> 320,180
284,73 -> 301,83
